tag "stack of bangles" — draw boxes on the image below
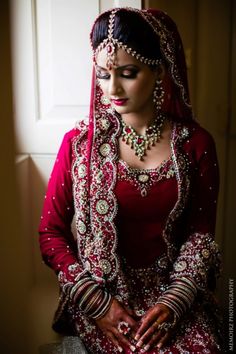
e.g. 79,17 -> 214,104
157,277 -> 197,320
70,274 -> 112,319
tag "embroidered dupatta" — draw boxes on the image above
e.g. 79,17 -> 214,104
71,8 -> 194,296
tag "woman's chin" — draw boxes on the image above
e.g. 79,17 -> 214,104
112,105 -> 132,115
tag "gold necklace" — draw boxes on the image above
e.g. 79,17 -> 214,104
121,114 -> 165,160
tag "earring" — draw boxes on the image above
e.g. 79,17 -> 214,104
153,78 -> 164,111
101,95 -> 111,106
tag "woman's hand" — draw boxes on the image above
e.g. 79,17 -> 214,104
95,298 -> 138,352
134,303 -> 175,351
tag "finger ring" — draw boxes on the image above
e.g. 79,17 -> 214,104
157,321 -> 172,332
117,321 -> 131,335
156,312 -> 177,332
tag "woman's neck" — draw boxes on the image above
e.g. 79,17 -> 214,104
121,107 -> 157,135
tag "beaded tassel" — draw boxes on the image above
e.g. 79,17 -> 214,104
121,114 -> 165,160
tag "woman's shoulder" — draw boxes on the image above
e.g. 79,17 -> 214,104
179,120 -> 217,161
63,117 -> 89,143
182,120 -> 216,149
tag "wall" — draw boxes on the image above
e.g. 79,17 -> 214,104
0,2 -> 30,353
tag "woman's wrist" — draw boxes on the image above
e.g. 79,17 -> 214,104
157,277 -> 197,319
72,274 -> 113,319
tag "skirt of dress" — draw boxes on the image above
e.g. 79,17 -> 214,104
70,257 -> 223,354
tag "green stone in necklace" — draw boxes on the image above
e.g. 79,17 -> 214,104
121,114 -> 165,160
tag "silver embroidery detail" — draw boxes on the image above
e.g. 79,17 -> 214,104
78,164 -> 87,178
202,249 -> 210,259
138,174 -> 150,183
100,259 -> 112,274
99,143 -> 111,157
78,220 -> 87,235
174,260 -> 187,272
96,199 -> 109,215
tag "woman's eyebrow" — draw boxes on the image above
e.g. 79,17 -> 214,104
96,64 -> 139,71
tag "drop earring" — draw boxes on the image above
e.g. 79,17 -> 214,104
153,78 -> 164,111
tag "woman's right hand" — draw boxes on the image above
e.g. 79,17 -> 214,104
95,298 -> 138,352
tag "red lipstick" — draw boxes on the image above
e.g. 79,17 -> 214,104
111,98 -> 128,106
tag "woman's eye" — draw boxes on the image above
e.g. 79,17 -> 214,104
121,70 -> 138,78
96,71 -> 110,80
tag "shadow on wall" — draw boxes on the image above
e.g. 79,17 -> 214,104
27,155 -> 62,354
0,2 -> 31,353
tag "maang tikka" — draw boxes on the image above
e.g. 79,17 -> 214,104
93,9 -> 162,68
103,9 -> 117,69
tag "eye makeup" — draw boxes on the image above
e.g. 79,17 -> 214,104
95,65 -> 140,80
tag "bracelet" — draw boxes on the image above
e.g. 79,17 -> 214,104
157,277 -> 197,319
69,274 -> 112,319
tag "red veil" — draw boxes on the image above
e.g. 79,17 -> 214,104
86,7 -> 194,176
70,8 -> 195,288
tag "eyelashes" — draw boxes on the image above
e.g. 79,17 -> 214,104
96,72 -> 110,80
96,69 -> 139,80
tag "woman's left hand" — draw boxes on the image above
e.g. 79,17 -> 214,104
134,303 -> 174,351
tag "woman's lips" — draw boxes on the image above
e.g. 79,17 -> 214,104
111,98 -> 128,106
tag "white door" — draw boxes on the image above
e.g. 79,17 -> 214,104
12,0 -> 141,154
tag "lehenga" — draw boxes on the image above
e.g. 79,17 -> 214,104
39,7 -> 223,354
39,118 -> 222,353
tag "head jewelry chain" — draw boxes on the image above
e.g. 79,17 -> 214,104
93,9 -> 161,69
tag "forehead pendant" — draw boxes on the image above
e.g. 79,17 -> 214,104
105,9 -> 117,69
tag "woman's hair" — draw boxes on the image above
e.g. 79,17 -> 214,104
91,9 -> 162,62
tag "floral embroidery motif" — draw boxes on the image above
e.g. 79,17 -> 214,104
95,199 -> 109,215
99,143 -> 111,157
171,233 -> 222,289
138,174 -> 149,183
78,164 -> 87,178
174,260 -> 187,272
78,219 -> 86,235
181,126 -> 189,139
100,259 -> 112,274
118,158 -> 175,197
158,254 -> 169,269
98,117 -> 111,132
202,249 -> 210,259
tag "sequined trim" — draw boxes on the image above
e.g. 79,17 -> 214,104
170,232 -> 222,290
72,113 -> 128,291
117,157 -> 175,197
161,123 -> 191,261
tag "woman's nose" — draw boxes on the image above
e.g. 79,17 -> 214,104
108,76 -> 122,96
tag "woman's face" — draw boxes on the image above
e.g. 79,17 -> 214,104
95,48 -> 158,116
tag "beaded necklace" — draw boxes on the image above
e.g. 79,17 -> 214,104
121,114 -> 165,160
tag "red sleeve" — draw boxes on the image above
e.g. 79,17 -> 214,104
185,126 -> 219,234
170,125 -> 222,291
38,129 -> 85,286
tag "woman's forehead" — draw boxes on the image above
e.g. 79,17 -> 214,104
96,48 -> 141,69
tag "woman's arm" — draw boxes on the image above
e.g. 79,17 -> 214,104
39,131 -> 137,350
38,130 -> 112,316
157,128 -> 221,320
170,128 -> 221,291
39,130 -> 82,285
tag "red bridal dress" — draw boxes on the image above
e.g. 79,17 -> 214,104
39,120 -> 223,354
